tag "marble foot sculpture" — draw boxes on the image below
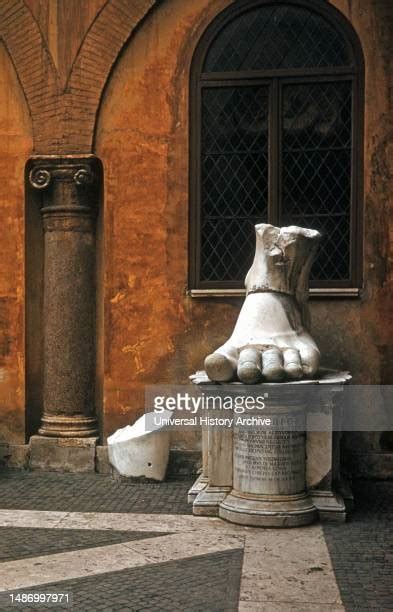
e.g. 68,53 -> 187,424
205,224 -> 322,383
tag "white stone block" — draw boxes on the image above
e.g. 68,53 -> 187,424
107,412 -> 171,481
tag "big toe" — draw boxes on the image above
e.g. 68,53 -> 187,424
205,352 -> 237,382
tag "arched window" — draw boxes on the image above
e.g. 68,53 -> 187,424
189,0 -> 364,295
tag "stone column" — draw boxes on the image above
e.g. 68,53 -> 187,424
28,156 -> 100,438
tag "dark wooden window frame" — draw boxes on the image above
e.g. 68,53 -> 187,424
189,0 -> 364,297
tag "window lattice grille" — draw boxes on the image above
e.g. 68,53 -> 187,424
281,82 -> 352,281
201,86 -> 269,281
193,2 -> 361,289
204,5 -> 352,73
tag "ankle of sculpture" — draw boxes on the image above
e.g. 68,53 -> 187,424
245,224 -> 321,300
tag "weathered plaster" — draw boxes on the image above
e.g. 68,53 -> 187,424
0,41 -> 33,443
0,0 -> 390,466
96,0 -> 392,453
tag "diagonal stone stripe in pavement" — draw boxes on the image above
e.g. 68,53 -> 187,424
0,527 -> 167,563
0,508 -> 242,534
0,531 -> 244,592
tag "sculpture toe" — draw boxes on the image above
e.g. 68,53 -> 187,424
237,348 -> 263,384
283,348 -> 303,380
299,346 -> 320,377
262,347 -> 285,382
204,352 -> 237,382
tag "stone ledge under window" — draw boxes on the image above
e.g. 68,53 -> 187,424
188,288 -> 360,298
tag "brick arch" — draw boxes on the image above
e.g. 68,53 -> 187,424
66,0 -> 158,154
0,0 -> 159,154
0,0 -> 59,151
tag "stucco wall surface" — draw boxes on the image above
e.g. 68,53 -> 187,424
0,0 -> 390,464
0,42 -> 33,443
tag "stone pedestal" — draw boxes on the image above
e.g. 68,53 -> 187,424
220,391 -> 316,527
29,436 -> 97,472
192,426 -> 233,515
306,381 -> 350,521
28,156 -> 100,439
187,426 -> 210,503
188,370 -> 351,526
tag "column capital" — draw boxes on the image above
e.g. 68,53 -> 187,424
27,155 -> 102,222
28,155 -> 101,191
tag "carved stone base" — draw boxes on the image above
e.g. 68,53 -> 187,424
187,474 -> 208,503
192,485 -> 232,517
219,490 -> 317,527
189,370 -> 352,526
38,414 -> 98,438
29,435 -> 98,472
311,490 -> 346,522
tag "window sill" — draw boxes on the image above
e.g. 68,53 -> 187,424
188,288 -> 360,298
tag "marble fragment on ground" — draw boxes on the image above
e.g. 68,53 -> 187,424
107,411 -> 171,480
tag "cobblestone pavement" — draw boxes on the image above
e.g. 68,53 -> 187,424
0,470 -> 192,514
323,481 -> 393,611
0,470 -> 391,611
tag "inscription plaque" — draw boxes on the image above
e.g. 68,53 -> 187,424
233,412 -> 306,495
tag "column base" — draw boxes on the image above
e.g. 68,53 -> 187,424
311,490 -> 347,522
337,478 -> 354,513
219,490 -> 317,527
38,414 -> 98,438
29,435 -> 98,472
187,473 -> 208,503
192,485 -> 232,516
